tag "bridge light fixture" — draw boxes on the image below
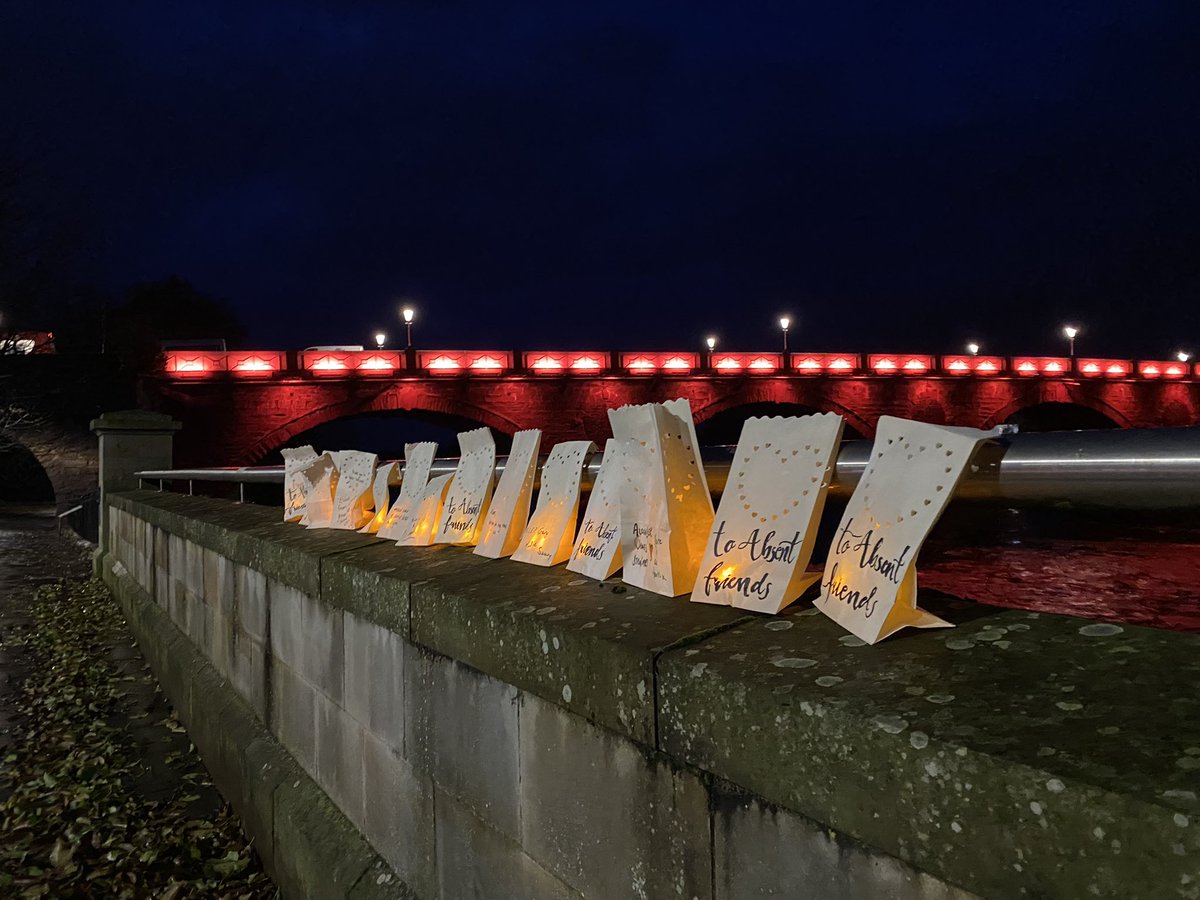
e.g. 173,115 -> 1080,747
778,316 -> 791,352
705,335 -> 717,351
1177,350 -> 1192,363
966,342 -> 980,356
1062,324 -> 1080,358
401,306 -> 416,349
374,332 -> 386,349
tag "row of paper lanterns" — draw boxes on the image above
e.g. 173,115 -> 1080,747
283,401 -> 998,644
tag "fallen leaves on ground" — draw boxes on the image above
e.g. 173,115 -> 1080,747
0,578 -> 276,898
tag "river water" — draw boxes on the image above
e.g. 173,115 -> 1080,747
913,503 -> 1200,632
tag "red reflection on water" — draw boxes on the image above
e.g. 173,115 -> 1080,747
919,541 -> 1200,632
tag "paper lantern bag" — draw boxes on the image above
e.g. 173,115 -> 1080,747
394,473 -> 455,546
611,399 -> 713,597
815,417 -> 1000,644
328,450 -> 378,530
691,413 -> 844,613
513,440 -> 595,566
299,453 -> 338,528
566,440 -> 624,580
475,429 -> 541,558
435,427 -> 496,545
359,462 -> 399,533
377,442 -> 438,540
282,445 -> 318,523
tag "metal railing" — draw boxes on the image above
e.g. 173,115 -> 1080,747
135,426 -> 1200,510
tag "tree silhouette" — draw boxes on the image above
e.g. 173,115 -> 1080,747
0,148 -> 91,350
107,276 -> 245,372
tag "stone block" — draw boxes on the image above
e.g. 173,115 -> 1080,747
203,547 -> 235,622
518,692 -> 712,899
344,611 -> 406,754
434,787 -> 579,900
185,592 -> 213,660
315,691 -> 366,827
305,591 -> 345,704
270,661 -> 317,778
323,544 -> 414,636
408,649 -> 520,839
136,515 -> 155,591
235,563 -> 267,643
409,553 -> 749,744
154,527 -> 170,608
242,735 -> 297,880
713,788 -> 977,900
119,510 -> 136,586
184,538 -> 205,609
361,729 -> 435,898
167,533 -> 187,627
270,580 -> 344,704
273,774 -> 376,900
209,604 -> 233,682
186,663 -> 263,832
229,632 -> 266,718
268,579 -> 306,670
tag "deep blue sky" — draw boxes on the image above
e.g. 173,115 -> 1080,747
3,1 -> 1198,357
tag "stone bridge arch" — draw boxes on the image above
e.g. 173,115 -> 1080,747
241,386 -> 526,465
0,425 -> 98,512
981,384 -> 1134,431
689,386 -> 876,441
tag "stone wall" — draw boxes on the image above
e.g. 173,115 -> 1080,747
99,490 -> 1200,899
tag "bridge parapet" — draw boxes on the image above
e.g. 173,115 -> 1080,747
162,348 -> 1200,381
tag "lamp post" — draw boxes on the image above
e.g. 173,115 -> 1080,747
401,306 -> 417,368
1176,350 -> 1191,363
402,307 -> 415,348
374,332 -> 386,350
778,316 -> 790,352
704,335 -> 716,369
966,342 -> 980,356
1063,324 -> 1079,360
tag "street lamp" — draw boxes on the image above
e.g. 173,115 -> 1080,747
778,316 -> 790,352
401,306 -> 415,349
1062,324 -> 1079,358
705,336 -> 716,351
966,341 -> 980,356
1176,350 -> 1191,363
374,332 -> 386,350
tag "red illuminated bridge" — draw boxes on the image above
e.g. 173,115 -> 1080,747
148,348 -> 1200,467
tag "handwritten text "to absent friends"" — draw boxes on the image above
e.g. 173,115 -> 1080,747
701,521 -> 803,602
821,518 -> 912,618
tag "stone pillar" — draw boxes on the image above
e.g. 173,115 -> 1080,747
91,410 -> 181,555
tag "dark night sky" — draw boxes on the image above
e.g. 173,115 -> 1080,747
3,1 -> 1199,358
